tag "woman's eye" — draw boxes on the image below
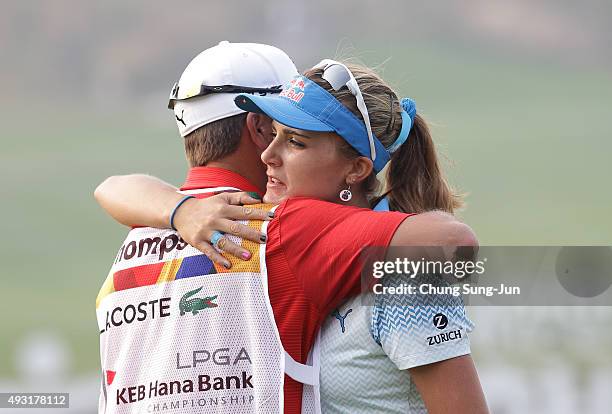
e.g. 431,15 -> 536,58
288,138 -> 305,148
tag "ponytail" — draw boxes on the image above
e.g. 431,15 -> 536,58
303,62 -> 463,214
385,114 -> 463,214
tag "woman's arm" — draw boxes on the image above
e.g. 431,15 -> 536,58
94,174 -> 181,228
386,213 -> 485,412
409,355 -> 489,414
94,174 -> 271,266
390,211 -> 477,248
388,211 -> 478,263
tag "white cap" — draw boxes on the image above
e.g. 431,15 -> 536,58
169,41 -> 298,137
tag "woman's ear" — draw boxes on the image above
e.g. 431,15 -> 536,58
346,157 -> 374,185
245,113 -> 273,151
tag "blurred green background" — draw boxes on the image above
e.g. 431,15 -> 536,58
1,1 -> 611,412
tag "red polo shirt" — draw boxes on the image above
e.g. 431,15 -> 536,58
180,166 -> 408,413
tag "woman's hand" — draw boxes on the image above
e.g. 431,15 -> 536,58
172,192 -> 274,268
94,174 -> 270,268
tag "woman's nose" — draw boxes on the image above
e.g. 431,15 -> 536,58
261,137 -> 281,167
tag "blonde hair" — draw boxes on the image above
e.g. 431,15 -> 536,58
303,64 -> 462,214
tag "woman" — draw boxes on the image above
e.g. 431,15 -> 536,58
96,60 -> 488,413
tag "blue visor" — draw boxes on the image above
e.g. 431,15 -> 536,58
235,75 -> 390,173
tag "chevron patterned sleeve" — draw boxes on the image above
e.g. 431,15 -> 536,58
369,273 -> 475,370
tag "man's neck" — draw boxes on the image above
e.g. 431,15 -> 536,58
205,156 -> 266,194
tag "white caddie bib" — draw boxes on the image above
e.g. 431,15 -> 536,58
96,188 -> 320,414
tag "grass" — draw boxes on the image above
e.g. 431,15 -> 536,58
1,43 -> 611,377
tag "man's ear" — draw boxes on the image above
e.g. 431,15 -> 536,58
245,113 -> 273,152
346,157 -> 374,185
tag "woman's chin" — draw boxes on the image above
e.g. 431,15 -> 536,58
263,191 -> 287,205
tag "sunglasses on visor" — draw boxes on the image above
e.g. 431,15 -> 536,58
313,59 -> 378,162
168,83 -> 282,109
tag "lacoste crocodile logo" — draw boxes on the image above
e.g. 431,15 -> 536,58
332,308 -> 352,333
179,286 -> 218,316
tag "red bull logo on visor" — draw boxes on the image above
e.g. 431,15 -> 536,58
279,76 -> 306,103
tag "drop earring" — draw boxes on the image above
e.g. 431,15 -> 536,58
339,184 -> 352,202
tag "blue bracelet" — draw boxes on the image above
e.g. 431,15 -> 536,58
170,195 -> 195,231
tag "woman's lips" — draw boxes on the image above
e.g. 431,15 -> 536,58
266,175 -> 286,189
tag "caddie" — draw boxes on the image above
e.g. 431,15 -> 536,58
96,41 -> 324,414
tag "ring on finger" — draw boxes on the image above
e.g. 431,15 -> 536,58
210,231 -> 225,248
229,221 -> 240,234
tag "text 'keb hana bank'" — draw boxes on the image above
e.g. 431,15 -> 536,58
96,223 -> 286,414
